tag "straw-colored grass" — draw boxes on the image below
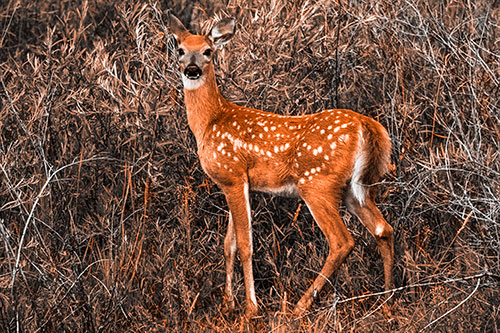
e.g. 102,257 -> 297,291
1,0 -> 499,331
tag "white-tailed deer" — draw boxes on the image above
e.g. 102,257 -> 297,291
169,15 -> 394,317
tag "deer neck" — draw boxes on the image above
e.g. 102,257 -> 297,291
183,64 -> 225,144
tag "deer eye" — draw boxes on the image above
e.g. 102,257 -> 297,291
203,49 -> 213,57
178,48 -> 185,56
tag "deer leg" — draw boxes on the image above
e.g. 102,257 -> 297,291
294,193 -> 355,314
223,183 -> 258,318
223,212 -> 236,310
345,194 -> 394,291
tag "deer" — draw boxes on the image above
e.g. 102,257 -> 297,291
168,14 -> 394,318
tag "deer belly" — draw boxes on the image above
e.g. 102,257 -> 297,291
248,165 -> 299,197
251,182 -> 299,197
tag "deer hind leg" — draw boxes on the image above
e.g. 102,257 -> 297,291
294,190 -> 355,315
222,183 -> 258,318
223,212 -> 236,310
345,193 -> 394,291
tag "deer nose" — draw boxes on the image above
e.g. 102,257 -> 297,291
184,65 -> 202,79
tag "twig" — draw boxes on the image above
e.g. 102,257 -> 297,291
335,270 -> 487,305
419,277 -> 482,332
270,271 -> 489,332
10,156 -> 110,290
433,210 -> 473,274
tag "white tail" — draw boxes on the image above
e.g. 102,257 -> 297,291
169,15 -> 394,317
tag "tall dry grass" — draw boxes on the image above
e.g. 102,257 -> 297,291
0,0 -> 499,331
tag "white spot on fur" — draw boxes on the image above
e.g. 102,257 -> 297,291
233,138 -> 243,150
339,134 -> 349,143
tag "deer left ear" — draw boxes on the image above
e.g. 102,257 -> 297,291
169,14 -> 189,42
209,18 -> 236,48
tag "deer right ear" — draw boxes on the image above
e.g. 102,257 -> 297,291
209,18 -> 236,48
169,14 -> 189,42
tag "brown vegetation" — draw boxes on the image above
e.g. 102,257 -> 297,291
0,0 -> 499,331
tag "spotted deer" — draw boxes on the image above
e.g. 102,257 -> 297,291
169,15 -> 394,317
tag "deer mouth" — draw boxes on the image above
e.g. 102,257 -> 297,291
184,65 -> 202,80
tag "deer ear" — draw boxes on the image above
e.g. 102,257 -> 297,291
209,18 -> 236,48
169,14 -> 189,42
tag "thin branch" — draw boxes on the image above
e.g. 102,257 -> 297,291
419,277 -> 482,332
10,156 -> 110,290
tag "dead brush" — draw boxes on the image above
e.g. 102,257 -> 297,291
0,0 -> 498,332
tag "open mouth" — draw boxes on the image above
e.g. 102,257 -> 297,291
184,65 -> 202,80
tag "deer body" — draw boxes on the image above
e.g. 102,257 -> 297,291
170,15 -> 394,317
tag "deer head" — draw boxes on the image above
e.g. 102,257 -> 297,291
169,15 -> 235,90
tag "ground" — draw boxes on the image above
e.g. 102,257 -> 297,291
0,0 -> 499,331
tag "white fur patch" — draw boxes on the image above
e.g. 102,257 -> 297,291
351,128 -> 366,205
253,183 -> 299,197
182,74 -> 205,90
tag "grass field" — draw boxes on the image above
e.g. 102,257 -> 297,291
1,0 -> 499,331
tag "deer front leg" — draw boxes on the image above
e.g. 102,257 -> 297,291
223,212 -> 236,310
223,183 -> 258,318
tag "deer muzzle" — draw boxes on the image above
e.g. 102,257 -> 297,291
184,65 -> 202,80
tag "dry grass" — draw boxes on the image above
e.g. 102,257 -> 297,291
0,0 -> 499,331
